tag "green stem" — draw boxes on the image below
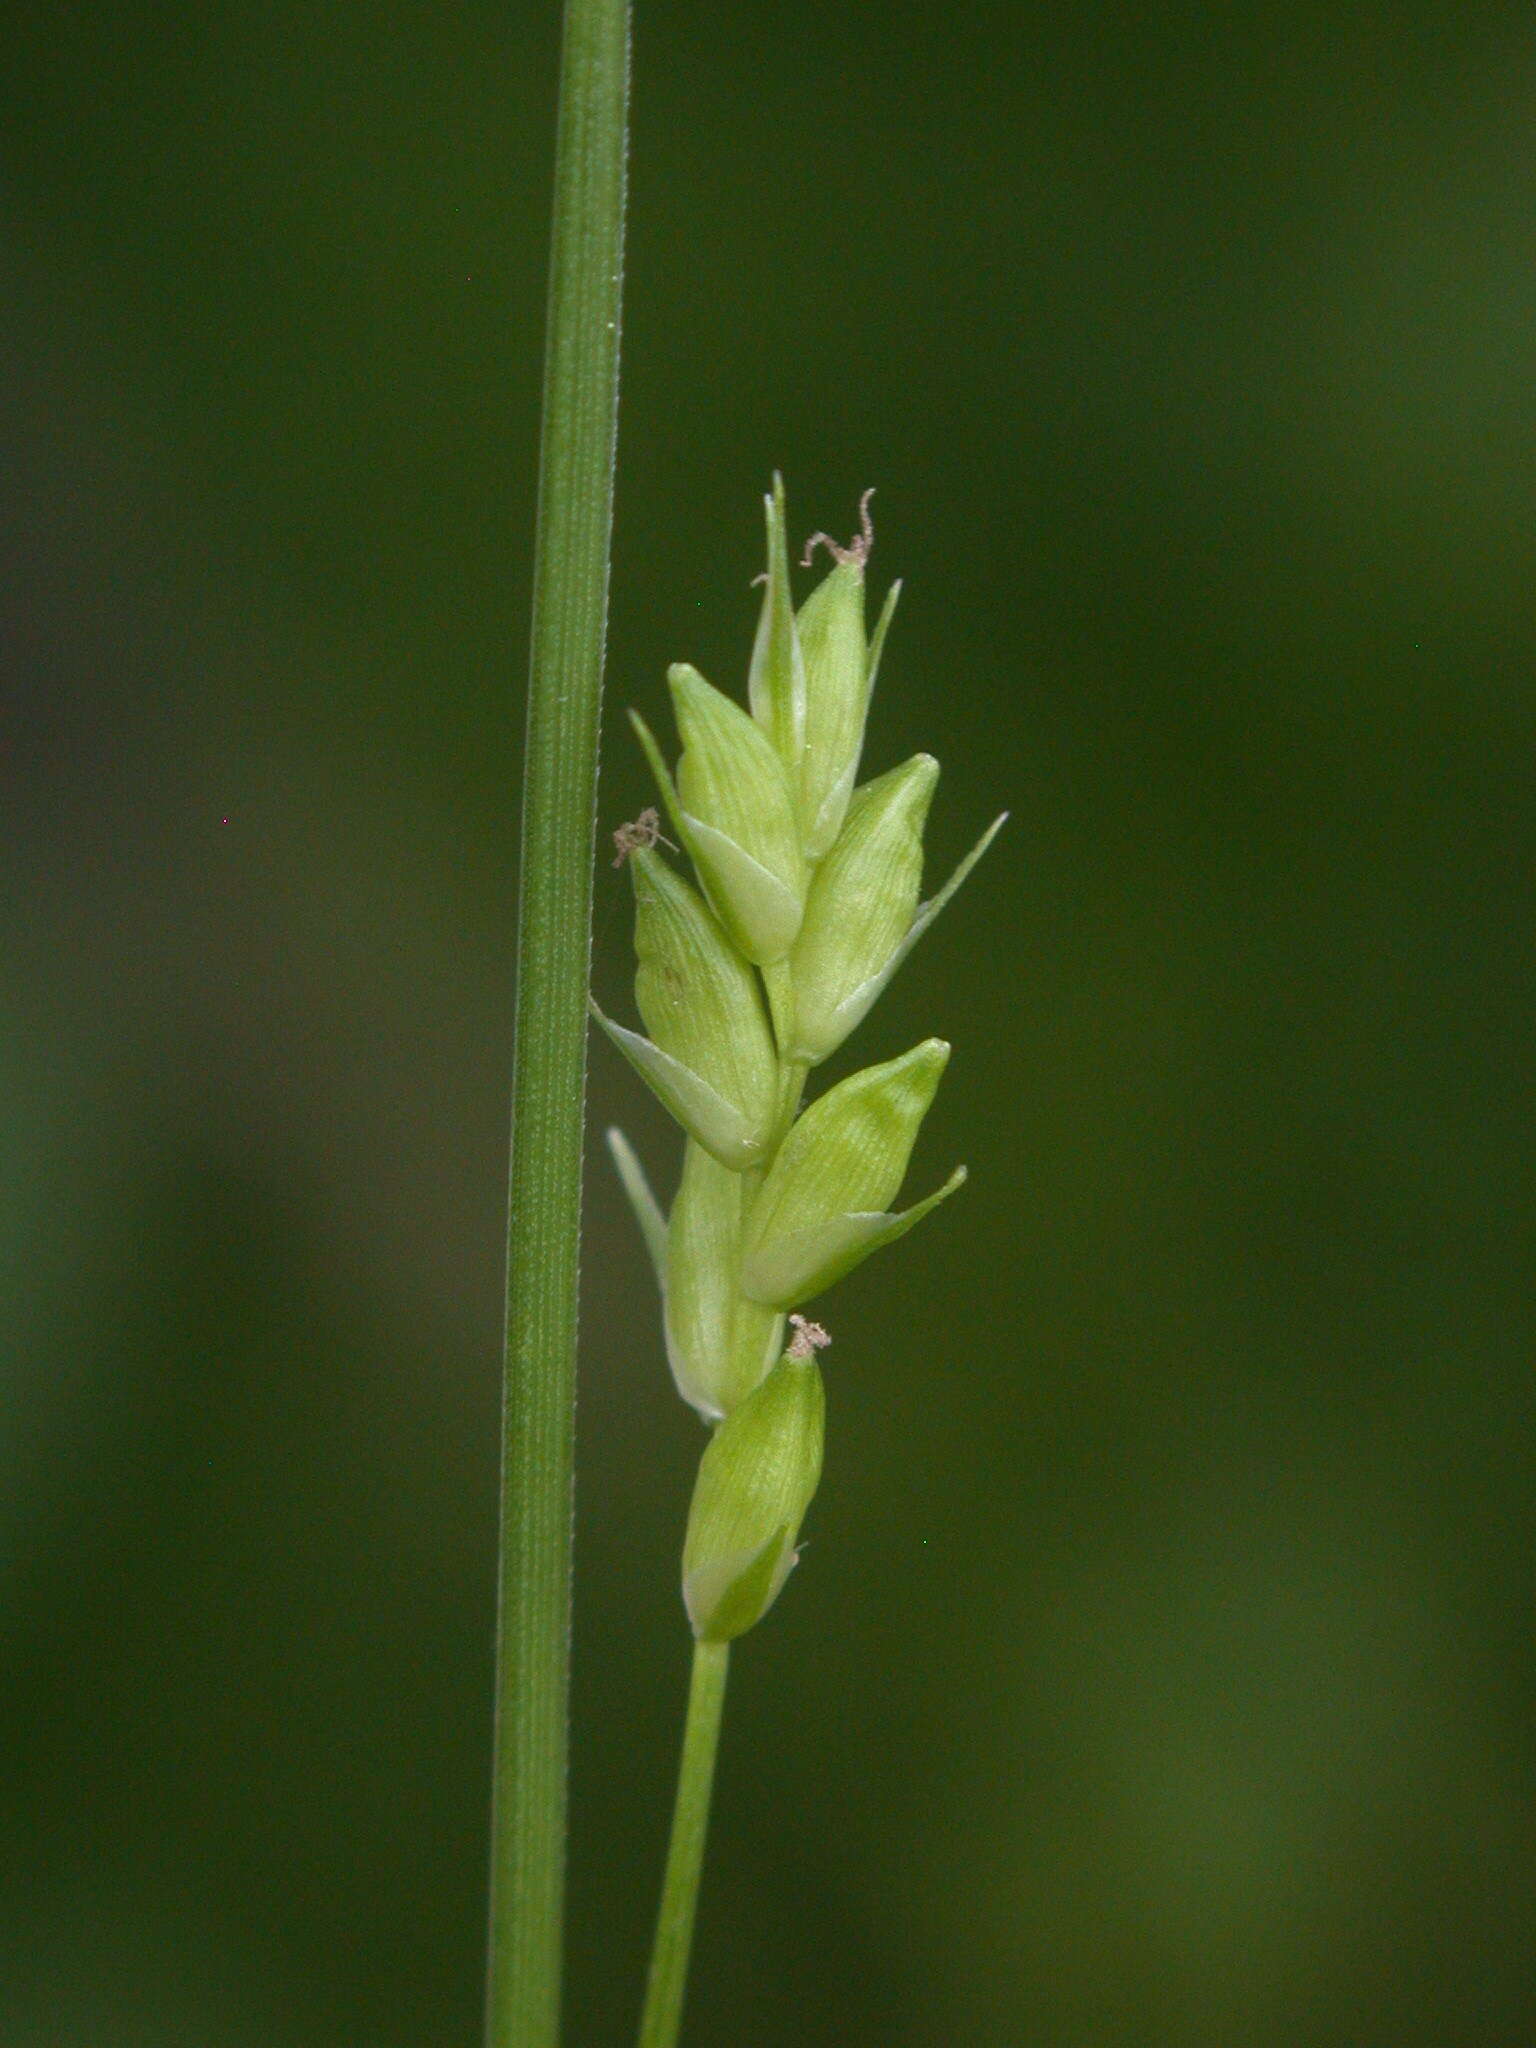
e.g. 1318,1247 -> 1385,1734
639,1639 -> 732,2048
775,1058 -> 809,1146
485,2 -> 630,2045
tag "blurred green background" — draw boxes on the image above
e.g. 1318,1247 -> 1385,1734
4,3 -> 1534,2042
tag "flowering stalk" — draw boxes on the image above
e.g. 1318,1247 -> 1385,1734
606,481 -> 1004,2047
484,2 -> 628,2044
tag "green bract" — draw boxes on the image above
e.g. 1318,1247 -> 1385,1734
747,475 -> 806,772
682,1344 -> 825,1642
602,479 -> 1004,1642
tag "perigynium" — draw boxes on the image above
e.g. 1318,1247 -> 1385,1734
603,479 -> 1005,2048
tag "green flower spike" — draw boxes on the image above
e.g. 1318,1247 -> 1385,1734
611,484 -> 1006,2045
793,490 -> 901,859
741,1038 -> 966,1308
682,1316 -> 829,1641
590,843 -> 779,1170
666,1140 -> 785,1421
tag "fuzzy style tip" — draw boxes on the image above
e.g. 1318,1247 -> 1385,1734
787,1313 -> 832,1360
611,806 -> 674,867
801,488 -> 876,571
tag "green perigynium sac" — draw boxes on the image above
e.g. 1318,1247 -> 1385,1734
682,1319 -> 828,1641
666,1140 -> 784,1421
791,492 -> 902,860
591,846 -> 779,1169
740,1038 -> 965,1308
606,479 -> 1004,1640
668,663 -> 807,964
782,752 -> 937,1063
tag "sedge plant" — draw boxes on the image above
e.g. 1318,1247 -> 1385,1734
601,481 -> 1005,2046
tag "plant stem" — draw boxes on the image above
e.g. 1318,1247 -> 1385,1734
639,1640 -> 732,2048
485,1 -> 630,2044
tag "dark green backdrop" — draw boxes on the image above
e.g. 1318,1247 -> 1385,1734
4,4 -> 1533,2042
